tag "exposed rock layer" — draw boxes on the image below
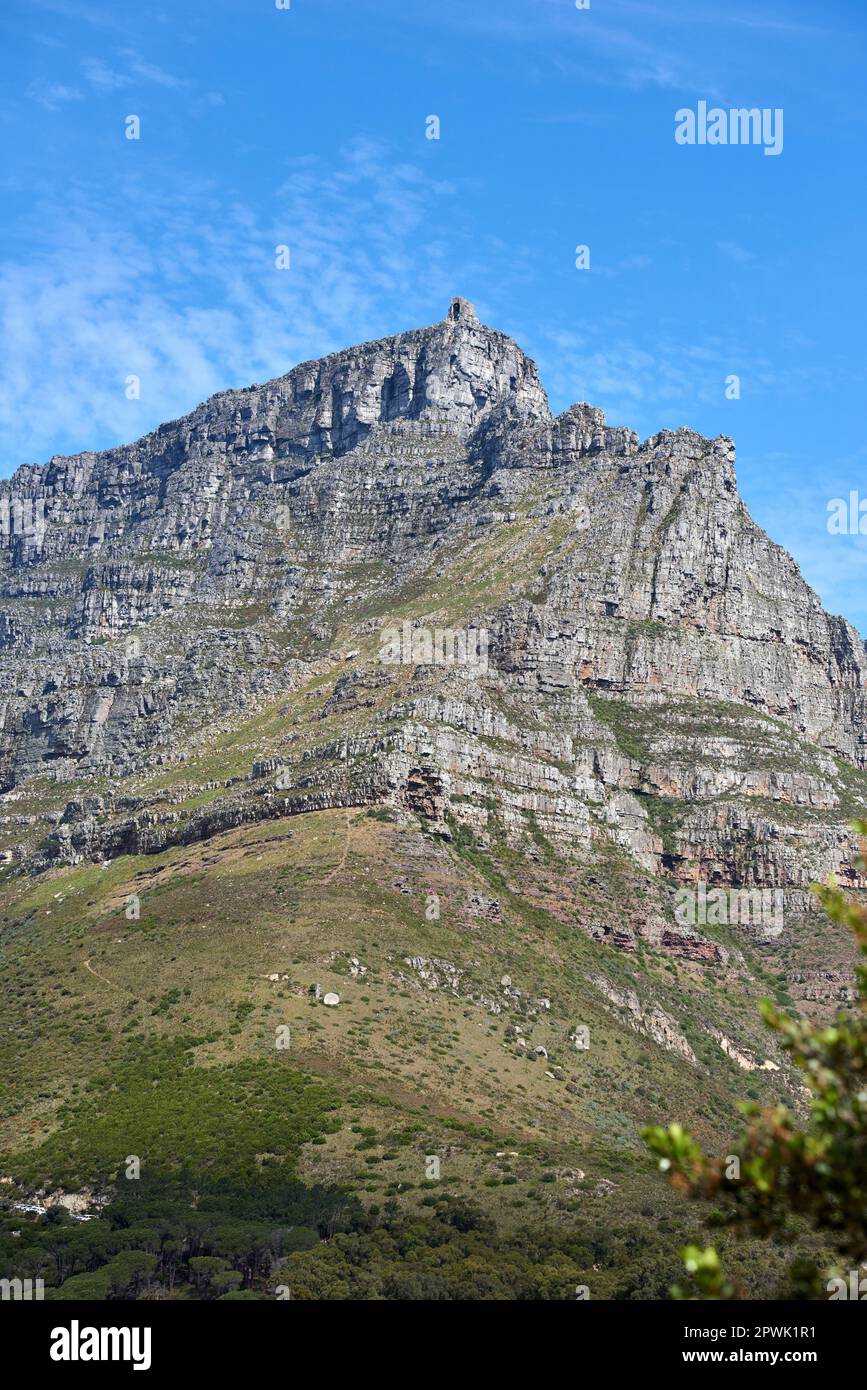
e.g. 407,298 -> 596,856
2,299 -> 865,907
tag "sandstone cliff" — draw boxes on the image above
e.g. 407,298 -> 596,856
1,298 -> 865,915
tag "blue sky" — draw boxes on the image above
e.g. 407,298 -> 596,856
2,0 -> 866,626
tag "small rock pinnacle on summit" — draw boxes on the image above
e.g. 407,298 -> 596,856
447,296 -> 478,324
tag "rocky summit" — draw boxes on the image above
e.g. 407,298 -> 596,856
2,298 -> 865,888
1,300 -> 865,1297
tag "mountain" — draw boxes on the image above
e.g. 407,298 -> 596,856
1,299 -> 864,1299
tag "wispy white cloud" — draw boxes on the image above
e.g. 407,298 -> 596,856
715,239 -> 757,264
80,56 -> 131,91
25,0 -> 130,33
79,49 -> 186,93
329,0 -> 724,94
0,128 -> 846,477
525,321 -> 831,439
26,79 -> 84,110
31,32 -> 67,50
609,0 -> 841,40
117,48 -> 186,89
0,140 -> 485,470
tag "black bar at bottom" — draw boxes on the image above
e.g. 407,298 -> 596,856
3,1295 -> 859,1375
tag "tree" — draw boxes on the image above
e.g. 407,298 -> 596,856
105,1250 -> 158,1299
643,824 -> 867,1299
189,1255 -> 232,1296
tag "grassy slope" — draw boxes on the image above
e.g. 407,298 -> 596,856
0,799 -> 848,1283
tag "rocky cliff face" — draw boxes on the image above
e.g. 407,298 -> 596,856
2,298 -> 866,919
